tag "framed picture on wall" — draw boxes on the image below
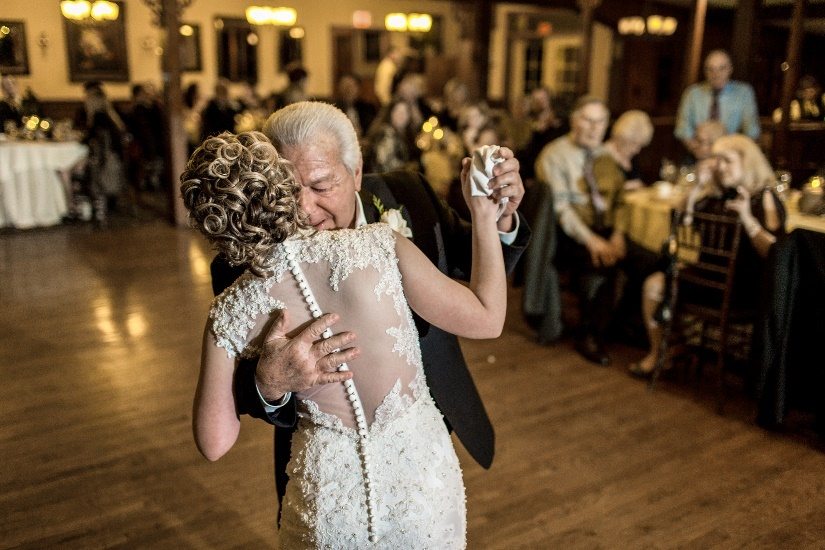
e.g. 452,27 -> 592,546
215,17 -> 258,83
64,1 -> 129,82
0,21 -> 30,75
179,23 -> 202,72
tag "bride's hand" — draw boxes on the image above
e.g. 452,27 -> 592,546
459,157 -> 499,222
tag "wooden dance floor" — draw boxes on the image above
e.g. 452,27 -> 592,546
3,220 -> 825,548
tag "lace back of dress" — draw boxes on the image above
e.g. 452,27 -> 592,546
279,226 -> 423,432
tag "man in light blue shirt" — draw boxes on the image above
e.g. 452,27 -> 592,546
674,49 -> 760,159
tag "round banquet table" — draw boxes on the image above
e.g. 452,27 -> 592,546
622,186 -> 825,253
0,140 -> 88,229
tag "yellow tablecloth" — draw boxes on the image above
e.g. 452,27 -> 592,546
786,191 -> 825,233
623,187 -> 683,252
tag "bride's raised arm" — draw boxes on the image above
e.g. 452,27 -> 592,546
395,159 -> 506,339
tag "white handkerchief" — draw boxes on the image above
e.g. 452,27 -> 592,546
469,144 -> 508,220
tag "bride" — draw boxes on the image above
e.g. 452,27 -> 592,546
182,130 -> 505,548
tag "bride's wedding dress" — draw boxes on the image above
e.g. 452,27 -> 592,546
209,224 -> 466,549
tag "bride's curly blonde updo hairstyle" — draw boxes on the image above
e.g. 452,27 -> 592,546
180,131 -> 304,277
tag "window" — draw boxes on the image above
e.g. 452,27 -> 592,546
556,46 -> 580,94
524,38 -> 543,94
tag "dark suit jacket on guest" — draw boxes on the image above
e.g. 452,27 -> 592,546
210,170 -> 530,500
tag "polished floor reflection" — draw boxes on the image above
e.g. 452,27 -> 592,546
2,220 -> 825,548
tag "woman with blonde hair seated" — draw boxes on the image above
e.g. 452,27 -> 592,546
629,134 -> 786,378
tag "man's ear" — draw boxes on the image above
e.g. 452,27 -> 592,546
354,158 -> 363,192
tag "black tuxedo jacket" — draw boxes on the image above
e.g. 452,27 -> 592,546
211,170 -> 530,472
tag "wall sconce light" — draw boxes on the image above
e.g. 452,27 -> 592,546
60,0 -> 119,22
385,13 -> 407,32
407,13 -> 432,33
38,32 -> 50,52
245,6 -> 297,26
617,15 -> 676,36
649,15 -> 677,35
617,16 -> 645,36
385,12 -> 432,33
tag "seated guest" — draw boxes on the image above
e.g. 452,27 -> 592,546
534,96 -> 659,364
602,110 -> 654,190
268,63 -> 309,112
436,78 -> 470,132
689,120 -> 726,164
447,122 -> 504,221
518,87 -> 568,182
200,79 -> 239,141
457,101 -> 493,156
773,75 -> 825,122
332,73 -> 377,138
393,71 -> 432,131
630,134 -> 786,378
364,98 -> 417,173
0,75 -> 22,130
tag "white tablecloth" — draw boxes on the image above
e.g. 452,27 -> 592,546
0,141 -> 88,229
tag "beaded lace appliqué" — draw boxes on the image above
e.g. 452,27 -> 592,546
209,273 -> 284,359
274,224 -> 422,369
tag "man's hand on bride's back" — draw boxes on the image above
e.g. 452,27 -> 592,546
255,311 -> 358,401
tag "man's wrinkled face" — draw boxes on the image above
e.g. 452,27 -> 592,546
571,102 -> 609,150
704,52 -> 732,91
282,135 -> 362,231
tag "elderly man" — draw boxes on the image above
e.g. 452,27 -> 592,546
675,49 -> 760,159
210,101 -> 530,509
532,96 -> 657,366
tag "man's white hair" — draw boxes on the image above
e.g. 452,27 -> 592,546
263,101 -> 362,175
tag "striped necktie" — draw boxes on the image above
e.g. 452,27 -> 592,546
709,89 -> 721,121
583,149 -> 606,229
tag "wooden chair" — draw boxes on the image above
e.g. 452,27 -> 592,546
650,208 -> 753,413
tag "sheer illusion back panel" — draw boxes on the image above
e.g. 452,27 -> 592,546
242,235 -> 420,430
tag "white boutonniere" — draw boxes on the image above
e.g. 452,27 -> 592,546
373,196 -> 413,238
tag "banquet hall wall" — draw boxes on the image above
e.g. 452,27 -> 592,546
1,0 -> 461,102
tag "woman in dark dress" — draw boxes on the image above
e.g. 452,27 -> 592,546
630,134 -> 786,377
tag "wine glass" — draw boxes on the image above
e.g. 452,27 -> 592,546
774,170 -> 792,202
659,158 -> 678,183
